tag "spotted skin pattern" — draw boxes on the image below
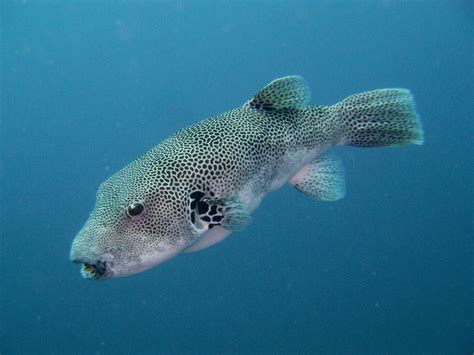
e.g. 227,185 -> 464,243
70,76 -> 423,279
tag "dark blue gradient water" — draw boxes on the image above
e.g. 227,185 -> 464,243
2,1 -> 473,353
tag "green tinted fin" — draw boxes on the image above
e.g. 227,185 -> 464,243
288,156 -> 346,201
219,197 -> 251,231
249,76 -> 311,111
334,89 -> 424,147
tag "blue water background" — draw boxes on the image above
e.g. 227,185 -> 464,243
2,1 -> 473,353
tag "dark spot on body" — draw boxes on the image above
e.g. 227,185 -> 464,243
198,201 -> 209,214
209,205 -> 218,216
190,191 -> 205,200
213,215 -> 223,222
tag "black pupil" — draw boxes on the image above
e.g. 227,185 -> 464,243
128,202 -> 144,216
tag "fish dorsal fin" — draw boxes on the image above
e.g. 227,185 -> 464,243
249,75 -> 311,111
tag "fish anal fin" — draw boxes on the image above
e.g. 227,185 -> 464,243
248,76 -> 311,111
289,156 -> 346,201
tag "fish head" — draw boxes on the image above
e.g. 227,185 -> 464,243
70,160 -> 195,280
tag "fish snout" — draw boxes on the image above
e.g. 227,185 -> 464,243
70,224 -> 113,279
71,253 -> 110,280
69,245 -> 111,280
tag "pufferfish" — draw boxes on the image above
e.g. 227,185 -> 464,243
70,76 -> 423,280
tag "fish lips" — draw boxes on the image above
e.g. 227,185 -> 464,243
72,258 -> 111,280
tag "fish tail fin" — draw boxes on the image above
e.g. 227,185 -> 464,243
333,89 -> 424,147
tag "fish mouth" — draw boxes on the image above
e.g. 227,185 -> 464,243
77,260 -> 109,280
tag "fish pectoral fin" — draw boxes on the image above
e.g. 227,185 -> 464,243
190,191 -> 250,232
216,197 -> 251,231
289,156 -> 346,201
248,76 -> 311,111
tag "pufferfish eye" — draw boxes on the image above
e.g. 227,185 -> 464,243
126,201 -> 145,218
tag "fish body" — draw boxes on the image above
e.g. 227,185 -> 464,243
70,76 -> 423,279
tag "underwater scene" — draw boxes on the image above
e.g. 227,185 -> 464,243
2,1 -> 473,354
